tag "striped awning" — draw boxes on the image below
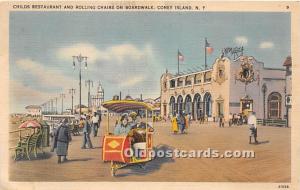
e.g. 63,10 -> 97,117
102,100 -> 154,113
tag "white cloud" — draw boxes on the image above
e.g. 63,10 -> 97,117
10,80 -> 87,113
235,36 -> 248,46
56,43 -> 156,88
10,80 -> 53,102
120,75 -> 146,88
57,43 -> 149,65
10,80 -> 57,112
16,58 -> 75,90
259,41 -> 274,49
57,43 -> 101,64
11,43 -> 162,112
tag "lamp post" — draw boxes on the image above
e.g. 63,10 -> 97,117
85,79 -> 93,111
55,97 -> 58,114
47,100 -> 50,114
49,98 -> 54,114
69,88 -> 76,115
73,54 -> 88,117
41,103 -> 45,114
261,83 -> 267,126
60,93 -> 66,114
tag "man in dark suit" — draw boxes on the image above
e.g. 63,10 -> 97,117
81,115 -> 93,149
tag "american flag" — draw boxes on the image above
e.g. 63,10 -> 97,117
178,51 -> 184,62
206,39 -> 213,54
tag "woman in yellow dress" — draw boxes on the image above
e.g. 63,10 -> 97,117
171,114 -> 179,134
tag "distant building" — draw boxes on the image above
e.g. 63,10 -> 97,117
125,95 -> 133,100
74,104 -> 89,114
143,97 -> 161,116
91,82 -> 104,112
160,55 -> 289,122
25,105 -> 42,116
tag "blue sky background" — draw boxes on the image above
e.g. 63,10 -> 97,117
10,12 -> 290,113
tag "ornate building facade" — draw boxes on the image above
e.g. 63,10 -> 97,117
160,55 -> 288,121
91,82 -> 105,112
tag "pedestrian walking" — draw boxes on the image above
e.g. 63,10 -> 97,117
98,111 -> 102,133
197,109 -> 201,123
178,113 -> 186,134
92,112 -> 99,137
248,111 -> 258,144
171,114 -> 179,134
219,114 -> 225,128
51,118 -> 72,164
238,114 -> 243,125
229,113 -> 233,127
185,113 -> 191,132
81,115 -> 93,149
232,114 -> 236,125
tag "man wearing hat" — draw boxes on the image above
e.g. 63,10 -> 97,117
248,111 -> 258,144
81,115 -> 93,149
114,113 -> 133,135
92,112 -> 100,137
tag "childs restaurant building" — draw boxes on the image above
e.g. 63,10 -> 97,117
160,55 -> 290,122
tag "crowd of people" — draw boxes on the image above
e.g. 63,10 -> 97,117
50,111 -> 155,163
171,111 -> 191,134
169,111 -> 259,144
49,109 -> 259,164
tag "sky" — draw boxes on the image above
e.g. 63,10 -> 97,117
9,12 -> 291,113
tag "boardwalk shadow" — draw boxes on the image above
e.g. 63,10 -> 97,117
250,140 -> 270,145
66,158 -> 93,162
256,140 -> 270,145
93,146 -> 103,149
116,144 -> 175,177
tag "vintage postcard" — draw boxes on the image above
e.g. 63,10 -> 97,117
0,1 -> 299,190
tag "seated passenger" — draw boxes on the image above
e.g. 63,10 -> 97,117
134,115 -> 154,131
128,112 -> 138,128
114,114 -> 133,136
130,115 -> 154,143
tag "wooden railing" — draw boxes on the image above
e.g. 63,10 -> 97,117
257,119 -> 287,127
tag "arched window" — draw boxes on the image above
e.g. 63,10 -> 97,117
268,92 -> 282,119
193,93 -> 202,120
177,95 -> 183,114
204,92 -> 212,117
169,96 -> 176,116
185,95 -> 192,115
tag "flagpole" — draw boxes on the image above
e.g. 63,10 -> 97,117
205,37 -> 207,70
177,49 -> 179,75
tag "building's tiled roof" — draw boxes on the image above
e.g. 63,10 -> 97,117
25,105 -> 41,109
283,56 -> 292,66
